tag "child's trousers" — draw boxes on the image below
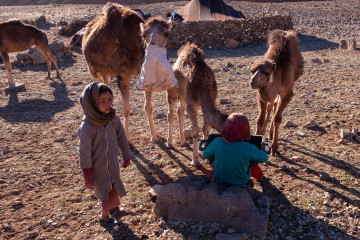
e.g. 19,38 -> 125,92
250,165 -> 263,180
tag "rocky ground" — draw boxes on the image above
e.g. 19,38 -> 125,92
0,1 -> 360,240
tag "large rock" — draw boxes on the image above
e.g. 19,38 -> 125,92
49,41 -> 65,54
27,51 -> 46,65
154,175 -> 269,238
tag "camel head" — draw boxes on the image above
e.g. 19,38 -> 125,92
140,16 -> 172,48
249,59 -> 275,89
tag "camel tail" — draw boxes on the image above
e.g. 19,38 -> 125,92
201,103 -> 228,133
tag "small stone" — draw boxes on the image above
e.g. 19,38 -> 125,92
297,132 -> 307,137
284,120 -> 297,128
323,59 -> 330,63
219,98 -> 230,104
2,147 -> 10,155
155,113 -> 166,119
12,197 -> 23,205
225,62 -> 234,68
311,58 -> 322,63
291,156 -> 303,161
228,229 -> 236,233
303,120 -> 319,129
222,67 -> 230,72
319,172 -> 329,181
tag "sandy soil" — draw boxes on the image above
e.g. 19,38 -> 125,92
0,1 -> 359,240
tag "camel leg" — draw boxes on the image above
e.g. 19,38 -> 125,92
167,89 -> 178,147
269,96 -> 279,140
255,94 -> 267,135
202,117 -> 211,139
144,91 -> 160,143
187,104 -> 200,166
101,74 -> 110,86
117,75 -> 131,144
37,44 -> 60,79
270,92 -> 293,155
1,53 -> 14,85
177,99 -> 186,146
260,100 -> 274,136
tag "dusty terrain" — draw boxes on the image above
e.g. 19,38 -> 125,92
0,1 -> 360,240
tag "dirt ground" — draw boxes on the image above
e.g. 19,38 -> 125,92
0,1 -> 359,240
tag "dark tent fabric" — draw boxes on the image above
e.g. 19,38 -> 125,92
177,0 -> 245,21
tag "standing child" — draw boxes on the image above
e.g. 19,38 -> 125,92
203,113 -> 268,186
78,82 -> 132,228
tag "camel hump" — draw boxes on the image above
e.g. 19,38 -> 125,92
178,43 -> 204,62
102,2 -> 123,16
268,29 -> 298,48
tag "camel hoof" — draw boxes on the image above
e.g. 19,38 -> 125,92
151,137 -> 161,143
191,160 -> 201,167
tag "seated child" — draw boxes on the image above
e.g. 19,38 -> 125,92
78,82 -> 132,228
203,113 -> 268,186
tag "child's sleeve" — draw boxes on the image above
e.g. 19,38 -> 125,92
249,145 -> 268,164
78,123 -> 93,169
115,117 -> 132,162
203,140 -> 216,162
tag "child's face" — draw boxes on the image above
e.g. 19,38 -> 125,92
99,91 -> 112,114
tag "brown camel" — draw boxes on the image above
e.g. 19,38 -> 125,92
82,2 -> 171,142
0,20 -> 60,86
168,43 -> 228,166
249,29 -> 304,155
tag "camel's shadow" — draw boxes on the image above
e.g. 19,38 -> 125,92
16,55 -> 77,74
0,81 -> 74,123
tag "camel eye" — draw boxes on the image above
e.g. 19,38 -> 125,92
264,71 -> 270,76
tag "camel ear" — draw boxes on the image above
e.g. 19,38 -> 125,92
167,19 -> 172,30
140,22 -> 144,33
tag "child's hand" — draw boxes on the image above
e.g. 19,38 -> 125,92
122,158 -> 130,168
85,183 -> 94,189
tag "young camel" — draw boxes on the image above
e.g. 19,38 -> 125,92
82,2 -> 171,143
0,20 -> 60,86
168,43 -> 228,166
250,29 -> 304,155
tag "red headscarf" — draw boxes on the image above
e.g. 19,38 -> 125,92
221,113 -> 250,142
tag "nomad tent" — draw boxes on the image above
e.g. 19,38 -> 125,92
176,0 -> 245,21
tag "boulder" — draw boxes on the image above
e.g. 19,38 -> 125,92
27,52 -> 46,65
340,129 -> 355,140
16,53 -> 28,62
347,39 -> 356,50
303,120 -> 319,129
225,39 -> 240,48
49,41 -> 65,54
153,175 -> 269,238
339,40 -> 348,49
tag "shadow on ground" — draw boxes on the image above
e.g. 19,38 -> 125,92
0,81 -> 74,122
168,34 -> 339,60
